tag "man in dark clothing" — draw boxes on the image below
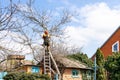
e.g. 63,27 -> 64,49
42,30 -> 50,51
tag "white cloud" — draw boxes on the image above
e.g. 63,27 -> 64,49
65,2 -> 120,57
71,17 -> 80,23
80,2 -> 120,31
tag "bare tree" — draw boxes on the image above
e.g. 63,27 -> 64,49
0,0 -> 17,31
0,0 -> 80,63
0,0 -> 20,66
11,1 -> 74,62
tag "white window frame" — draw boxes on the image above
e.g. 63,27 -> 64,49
72,69 -> 79,78
112,41 -> 119,52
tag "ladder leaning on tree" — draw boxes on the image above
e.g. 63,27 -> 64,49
43,47 -> 61,80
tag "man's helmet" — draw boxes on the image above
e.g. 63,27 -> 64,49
44,30 -> 48,34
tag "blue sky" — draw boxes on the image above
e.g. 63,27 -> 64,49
32,0 -> 120,10
1,0 -> 120,58
29,0 -> 120,58
33,0 -> 120,9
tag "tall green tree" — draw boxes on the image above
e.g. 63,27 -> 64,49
96,48 -> 106,80
105,52 -> 120,80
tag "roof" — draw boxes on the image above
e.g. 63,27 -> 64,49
100,26 -> 120,49
7,55 -> 25,60
23,64 -> 40,67
21,60 -> 34,65
0,59 -> 35,71
53,54 -> 92,70
91,26 -> 120,59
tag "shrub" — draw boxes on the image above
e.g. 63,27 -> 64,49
3,72 -> 20,80
3,72 -> 50,80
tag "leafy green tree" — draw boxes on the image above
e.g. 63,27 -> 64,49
105,52 -> 120,80
67,52 -> 93,67
96,48 -> 106,80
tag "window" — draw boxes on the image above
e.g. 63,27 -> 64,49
31,66 -> 40,73
112,41 -> 119,52
87,71 -> 91,80
72,69 -> 79,77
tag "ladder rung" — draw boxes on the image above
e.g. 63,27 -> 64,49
45,56 -> 49,58
45,59 -> 49,61
45,63 -> 49,66
45,65 -> 50,67
45,54 -> 50,56
45,58 -> 49,60
45,52 -> 49,54
45,68 -> 50,70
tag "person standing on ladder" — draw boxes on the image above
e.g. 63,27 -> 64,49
42,30 -> 50,51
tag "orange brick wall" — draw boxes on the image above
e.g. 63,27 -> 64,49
100,28 -> 120,58
91,27 -> 120,60
62,69 -> 82,80
22,65 -> 42,74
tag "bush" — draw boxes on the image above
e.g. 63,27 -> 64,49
105,52 -> 120,80
3,72 -> 19,80
3,72 -> 50,80
19,73 -> 36,80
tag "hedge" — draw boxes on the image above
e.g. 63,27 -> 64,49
3,72 -> 50,80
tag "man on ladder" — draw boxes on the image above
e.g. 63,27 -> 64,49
42,30 -> 50,51
42,30 -> 60,80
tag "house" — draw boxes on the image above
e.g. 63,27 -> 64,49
0,55 -> 42,74
0,55 -> 25,71
39,54 -> 93,80
8,55 -> 42,74
1,54 -> 93,80
54,54 -> 93,80
91,27 -> 120,60
7,55 -> 25,70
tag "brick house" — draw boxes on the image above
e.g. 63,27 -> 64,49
91,27 -> 120,60
39,54 -> 93,80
